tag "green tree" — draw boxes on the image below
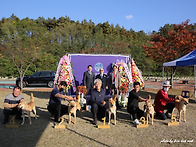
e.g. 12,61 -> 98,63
0,15 -> 46,87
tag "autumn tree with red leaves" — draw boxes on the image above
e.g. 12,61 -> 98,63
143,20 -> 196,87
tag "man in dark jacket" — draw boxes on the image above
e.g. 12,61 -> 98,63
47,81 -> 75,122
95,68 -> 108,90
90,79 -> 108,125
83,65 -> 95,95
127,82 -> 147,125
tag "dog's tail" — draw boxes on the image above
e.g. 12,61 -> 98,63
30,92 -> 34,102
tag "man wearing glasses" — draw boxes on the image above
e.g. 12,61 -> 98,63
95,68 -> 108,90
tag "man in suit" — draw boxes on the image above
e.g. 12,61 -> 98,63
83,65 -> 95,95
109,64 -> 121,96
95,68 -> 108,90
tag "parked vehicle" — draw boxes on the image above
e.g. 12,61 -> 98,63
16,71 -> 55,88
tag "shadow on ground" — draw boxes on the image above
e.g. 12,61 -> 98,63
0,91 -> 51,147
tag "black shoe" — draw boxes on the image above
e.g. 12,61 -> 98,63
92,119 -> 97,125
16,116 -> 23,120
2,120 -> 8,125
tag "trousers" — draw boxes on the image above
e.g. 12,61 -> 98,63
3,107 -> 22,123
155,102 -> 175,120
127,106 -> 144,120
91,102 -> 108,121
47,102 -> 68,122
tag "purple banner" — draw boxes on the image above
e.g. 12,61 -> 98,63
68,54 -> 129,86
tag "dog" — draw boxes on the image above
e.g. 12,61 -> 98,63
144,95 -> 155,125
106,95 -> 117,125
18,92 -> 37,125
68,101 -> 77,124
172,97 -> 189,122
75,94 -> 83,118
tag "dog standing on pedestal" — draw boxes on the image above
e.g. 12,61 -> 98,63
144,95 -> 155,125
106,95 -> 117,125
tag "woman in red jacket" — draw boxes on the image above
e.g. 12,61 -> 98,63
154,81 -> 176,120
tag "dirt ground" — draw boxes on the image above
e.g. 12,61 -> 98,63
0,81 -> 196,147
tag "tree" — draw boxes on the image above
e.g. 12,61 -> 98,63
142,20 -> 196,87
0,15 -> 46,88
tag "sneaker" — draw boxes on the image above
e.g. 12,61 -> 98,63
133,119 -> 140,125
130,115 -> 133,120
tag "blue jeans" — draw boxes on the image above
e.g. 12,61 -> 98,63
155,102 -> 175,120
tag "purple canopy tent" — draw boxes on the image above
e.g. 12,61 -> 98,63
68,54 -> 130,86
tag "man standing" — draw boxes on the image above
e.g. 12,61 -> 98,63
47,81 -> 75,122
127,82 -> 147,125
109,64 -> 121,96
3,86 -> 24,124
83,65 -> 95,95
95,68 -> 108,90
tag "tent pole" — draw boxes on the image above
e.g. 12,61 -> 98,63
162,66 -> 164,81
194,65 -> 196,102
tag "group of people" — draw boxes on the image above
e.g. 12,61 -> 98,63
127,80 -> 181,125
2,64 -> 182,126
82,64 -> 121,96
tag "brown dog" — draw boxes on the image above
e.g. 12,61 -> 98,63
172,97 -> 189,122
106,95 -> 117,125
144,95 -> 155,125
18,93 -> 37,125
75,94 -> 83,118
68,101 -> 77,124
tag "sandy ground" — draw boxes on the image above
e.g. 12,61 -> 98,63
0,83 -> 196,147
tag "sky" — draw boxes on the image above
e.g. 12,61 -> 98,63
0,0 -> 195,33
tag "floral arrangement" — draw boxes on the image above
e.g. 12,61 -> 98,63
54,55 -> 76,91
131,59 -> 144,89
119,85 -> 128,95
115,61 -> 131,93
76,86 -> 87,95
76,86 -> 87,106
57,61 -> 72,89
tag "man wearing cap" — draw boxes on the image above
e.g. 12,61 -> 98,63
47,81 -> 75,122
154,81 -> 180,120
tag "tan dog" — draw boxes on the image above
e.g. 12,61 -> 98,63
144,95 -> 155,125
75,94 -> 83,118
106,95 -> 117,125
68,101 -> 77,124
18,93 -> 37,125
172,97 -> 189,122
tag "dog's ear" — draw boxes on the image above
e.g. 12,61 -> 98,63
148,95 -> 151,100
113,95 -> 117,102
76,95 -> 80,99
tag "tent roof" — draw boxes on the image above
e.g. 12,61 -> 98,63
163,49 -> 196,67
